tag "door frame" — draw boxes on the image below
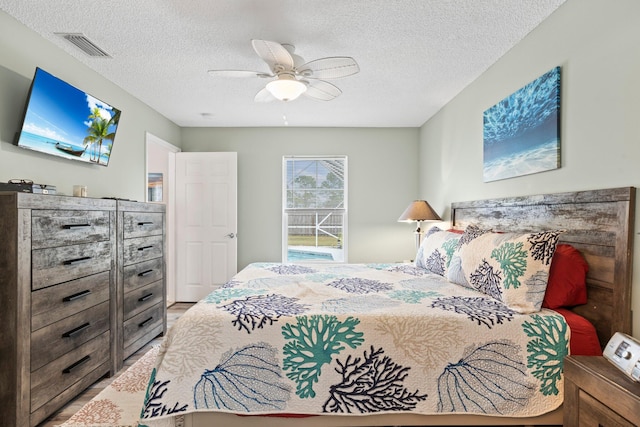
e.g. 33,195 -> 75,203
145,132 -> 181,305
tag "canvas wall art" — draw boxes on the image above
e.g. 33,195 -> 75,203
483,66 -> 561,182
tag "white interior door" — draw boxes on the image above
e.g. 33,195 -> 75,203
175,152 -> 237,301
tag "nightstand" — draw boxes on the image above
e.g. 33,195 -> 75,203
564,355 -> 640,426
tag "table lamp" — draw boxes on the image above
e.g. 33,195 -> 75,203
398,200 -> 442,251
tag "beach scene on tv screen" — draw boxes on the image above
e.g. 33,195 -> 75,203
16,68 -> 120,166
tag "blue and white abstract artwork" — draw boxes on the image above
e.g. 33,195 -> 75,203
483,67 -> 561,182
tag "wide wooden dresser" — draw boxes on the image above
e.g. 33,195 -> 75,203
0,193 -> 117,427
116,200 -> 166,370
0,193 -> 166,426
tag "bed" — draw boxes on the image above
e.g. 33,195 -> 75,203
142,187 -> 635,427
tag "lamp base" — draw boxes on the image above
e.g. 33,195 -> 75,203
414,221 -> 424,252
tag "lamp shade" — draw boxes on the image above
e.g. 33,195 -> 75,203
398,200 -> 441,222
266,75 -> 307,101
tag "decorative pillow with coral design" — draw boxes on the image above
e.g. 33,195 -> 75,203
415,227 -> 461,277
446,229 -> 564,313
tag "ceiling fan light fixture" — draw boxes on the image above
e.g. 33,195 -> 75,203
209,40 -> 357,102
266,75 -> 307,101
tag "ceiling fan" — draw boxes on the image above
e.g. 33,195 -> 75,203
208,39 -> 359,102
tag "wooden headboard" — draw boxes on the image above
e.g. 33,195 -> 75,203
451,187 -> 635,348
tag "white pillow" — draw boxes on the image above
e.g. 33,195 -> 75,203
415,227 -> 462,277
447,228 -> 564,313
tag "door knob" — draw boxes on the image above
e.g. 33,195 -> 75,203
226,232 -> 236,238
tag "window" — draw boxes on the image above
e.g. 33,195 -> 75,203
283,156 -> 347,262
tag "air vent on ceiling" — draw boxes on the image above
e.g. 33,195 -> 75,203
56,33 -> 112,58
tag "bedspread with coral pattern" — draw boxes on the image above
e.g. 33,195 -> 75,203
140,262 -> 568,426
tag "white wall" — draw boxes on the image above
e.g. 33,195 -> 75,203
0,11 -> 182,201
418,0 -> 640,337
181,127 -> 420,269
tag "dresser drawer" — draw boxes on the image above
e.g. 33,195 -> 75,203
579,389 -> 636,426
32,210 -> 111,249
124,280 -> 164,320
31,271 -> 110,331
32,241 -> 113,290
123,303 -> 164,350
31,301 -> 110,371
123,212 -> 163,238
123,257 -> 163,293
122,235 -> 163,265
31,331 -> 110,413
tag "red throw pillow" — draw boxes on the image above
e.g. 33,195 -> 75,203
543,244 -> 589,308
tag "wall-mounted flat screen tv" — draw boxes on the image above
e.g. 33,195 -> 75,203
14,67 -> 121,166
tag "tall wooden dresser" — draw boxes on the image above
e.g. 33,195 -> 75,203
116,200 -> 166,370
0,193 -> 117,427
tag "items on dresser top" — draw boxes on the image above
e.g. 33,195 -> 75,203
603,332 -> 640,381
72,185 -> 87,197
0,179 -> 56,194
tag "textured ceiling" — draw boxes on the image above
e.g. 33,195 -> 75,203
0,0 -> 566,128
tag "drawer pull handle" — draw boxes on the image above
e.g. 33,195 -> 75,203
62,355 -> 91,374
139,317 -> 154,328
138,245 -> 154,251
62,322 -> 91,338
63,256 -> 92,265
63,223 -> 91,229
138,269 -> 154,277
138,293 -> 154,302
138,221 -> 154,226
63,290 -> 92,302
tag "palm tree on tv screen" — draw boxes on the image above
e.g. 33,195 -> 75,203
83,107 -> 120,164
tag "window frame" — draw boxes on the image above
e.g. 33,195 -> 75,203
282,155 -> 348,263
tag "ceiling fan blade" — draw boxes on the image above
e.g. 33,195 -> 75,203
282,44 -> 306,68
208,69 -> 272,78
303,80 -> 342,101
254,87 -> 275,103
251,39 -> 294,73
298,57 -> 359,79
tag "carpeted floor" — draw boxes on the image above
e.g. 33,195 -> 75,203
57,346 -> 159,427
